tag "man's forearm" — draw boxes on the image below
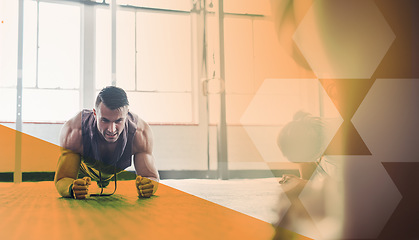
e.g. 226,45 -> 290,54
55,177 -> 75,198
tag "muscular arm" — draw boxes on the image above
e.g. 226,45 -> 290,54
54,112 -> 83,198
132,119 -> 159,195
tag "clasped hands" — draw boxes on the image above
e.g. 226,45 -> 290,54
69,175 -> 154,199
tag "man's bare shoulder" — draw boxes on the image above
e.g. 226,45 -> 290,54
129,111 -> 150,135
132,114 -> 153,154
60,111 -> 83,154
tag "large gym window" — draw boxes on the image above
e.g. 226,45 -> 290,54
0,0 -> 80,123
95,6 -> 193,124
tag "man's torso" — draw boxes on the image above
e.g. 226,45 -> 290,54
81,109 -> 138,174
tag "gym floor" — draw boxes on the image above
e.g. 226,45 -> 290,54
0,178 -> 281,240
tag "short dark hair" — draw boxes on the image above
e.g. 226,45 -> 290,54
95,86 -> 129,110
277,111 -> 325,162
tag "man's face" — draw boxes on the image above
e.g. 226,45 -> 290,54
94,102 -> 128,143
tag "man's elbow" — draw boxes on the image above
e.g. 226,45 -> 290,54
54,175 -> 74,198
54,176 -> 65,197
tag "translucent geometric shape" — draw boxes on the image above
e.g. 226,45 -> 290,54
319,79 -> 375,155
324,121 -> 371,155
352,78 -> 419,162
293,0 -> 395,79
299,156 -> 402,239
380,162 -> 419,239
240,78 -> 342,163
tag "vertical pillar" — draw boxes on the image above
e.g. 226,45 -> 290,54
216,0 -> 228,180
111,0 -> 116,86
80,4 -> 96,109
15,0 -> 24,183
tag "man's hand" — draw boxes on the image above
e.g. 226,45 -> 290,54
136,175 -> 154,198
71,177 -> 91,199
279,174 -> 307,198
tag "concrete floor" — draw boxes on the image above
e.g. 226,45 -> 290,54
161,178 -> 282,224
0,179 -> 279,240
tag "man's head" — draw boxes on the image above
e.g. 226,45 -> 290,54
94,86 -> 130,143
277,111 -> 325,162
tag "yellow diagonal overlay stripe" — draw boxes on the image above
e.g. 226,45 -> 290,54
0,124 -> 61,172
0,124 -> 16,171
